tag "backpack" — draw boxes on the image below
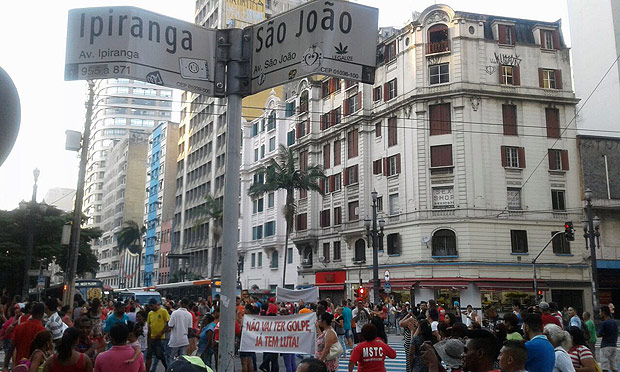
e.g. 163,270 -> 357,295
12,358 -> 31,372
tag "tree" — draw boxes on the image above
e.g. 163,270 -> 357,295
196,195 -> 223,282
117,220 -> 145,287
247,144 -> 325,287
0,207 -> 99,296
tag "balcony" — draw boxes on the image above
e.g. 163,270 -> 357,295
427,40 -> 450,54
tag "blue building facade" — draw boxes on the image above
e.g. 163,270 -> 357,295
144,124 -> 164,286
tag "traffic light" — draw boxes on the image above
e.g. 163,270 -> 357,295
564,221 -> 575,241
63,284 -> 68,292
537,290 -> 543,301
358,287 -> 365,297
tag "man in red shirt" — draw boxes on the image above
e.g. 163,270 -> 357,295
10,302 -> 45,362
348,323 -> 396,372
538,302 -> 562,327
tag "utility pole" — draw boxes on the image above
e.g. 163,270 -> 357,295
584,189 -> 600,313
21,168 -> 41,299
64,80 -> 95,308
532,231 -> 565,305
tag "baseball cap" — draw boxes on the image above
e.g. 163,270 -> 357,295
538,301 -> 550,310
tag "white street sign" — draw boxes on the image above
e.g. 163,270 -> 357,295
65,7 -> 218,96
384,270 -> 390,282
249,0 -> 378,94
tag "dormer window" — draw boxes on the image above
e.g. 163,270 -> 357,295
427,24 -> 450,54
539,29 -> 560,50
498,24 -> 515,46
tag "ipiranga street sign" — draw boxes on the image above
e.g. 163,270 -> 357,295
249,0 -> 378,94
65,7 -> 217,96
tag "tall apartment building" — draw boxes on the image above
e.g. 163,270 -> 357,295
272,5 -> 590,312
238,91 -> 300,293
568,0 -> 620,308
97,133 -> 149,288
142,122 -> 179,286
173,0 -> 304,281
84,78 -> 173,288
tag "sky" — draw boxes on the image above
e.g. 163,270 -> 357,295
0,0 -> 571,210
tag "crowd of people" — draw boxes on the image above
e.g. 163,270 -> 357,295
0,291 -> 617,372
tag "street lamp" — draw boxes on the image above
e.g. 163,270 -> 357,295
20,169 -> 48,299
364,189 -> 385,306
583,187 -> 601,312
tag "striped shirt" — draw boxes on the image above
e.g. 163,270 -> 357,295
568,345 -> 593,368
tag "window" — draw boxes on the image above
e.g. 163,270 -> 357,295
333,241 -> 341,260
507,188 -> 522,210
299,150 -> 308,171
323,144 -> 330,169
288,247 -> 293,264
432,229 -> 457,257
429,104 -> 451,135
430,145 -> 453,167
375,122 -> 382,137
501,146 -> 525,169
257,198 -> 264,212
384,79 -> 398,101
260,145 -> 265,158
545,108 -> 560,138
296,119 -> 309,138
384,40 -> 396,63
252,123 -> 259,136
498,24 -> 515,46
387,117 -> 398,146
296,213 -> 307,231
264,221 -> 275,237
268,193 -> 274,208
500,65 -> 520,85
299,91 -> 309,113
332,173 -> 341,192
503,105 -> 517,136
511,230 -> 528,254
376,196 -> 383,212
258,252 -> 263,267
269,137 -> 276,152
427,24 -> 450,53
322,243 -> 330,262
344,93 -> 360,116
354,239 -> 366,262
252,225 -> 263,240
389,193 -> 400,215
287,130 -> 295,146
548,149 -> 569,171
386,154 -> 401,176
387,233 -> 400,255
348,201 -> 359,221
373,159 -> 383,175
552,231 -> 571,254
347,130 -> 359,159
373,86 -> 382,102
541,30 -> 558,50
551,190 -> 566,211
432,187 -> 454,209
251,253 -> 256,268
538,68 -> 562,90
320,210 -> 331,227
344,165 -> 359,186
333,207 -> 342,225
285,102 -> 296,117
334,140 -> 342,165
429,63 -> 449,85
271,251 -> 278,268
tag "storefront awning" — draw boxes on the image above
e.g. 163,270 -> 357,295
317,285 -> 344,291
475,281 -> 548,291
417,281 -> 469,289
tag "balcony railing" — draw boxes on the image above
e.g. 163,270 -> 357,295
427,40 -> 450,54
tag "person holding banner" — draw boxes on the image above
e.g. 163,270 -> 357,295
315,312 -> 340,372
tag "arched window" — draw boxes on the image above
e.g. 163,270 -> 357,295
432,229 -> 457,257
300,90 -> 309,113
354,239 -> 366,262
271,250 -> 278,268
427,24 -> 450,54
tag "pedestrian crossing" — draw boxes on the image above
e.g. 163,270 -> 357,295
335,341 -> 407,372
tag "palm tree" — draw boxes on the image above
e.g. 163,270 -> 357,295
248,144 -> 325,287
117,220 -> 145,287
196,194 -> 223,282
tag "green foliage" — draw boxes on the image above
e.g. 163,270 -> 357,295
0,207 -> 100,295
117,220 -> 145,255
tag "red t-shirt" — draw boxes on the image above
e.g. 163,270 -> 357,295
542,314 -> 562,328
13,319 -> 45,362
267,303 -> 278,315
438,307 -> 446,322
350,339 -> 397,372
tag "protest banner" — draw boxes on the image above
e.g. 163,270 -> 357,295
240,312 -> 316,354
276,286 -> 319,304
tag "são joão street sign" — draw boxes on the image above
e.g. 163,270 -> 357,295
64,7 -> 217,96
249,0 -> 378,94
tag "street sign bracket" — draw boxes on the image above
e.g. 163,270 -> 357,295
215,29 -> 253,97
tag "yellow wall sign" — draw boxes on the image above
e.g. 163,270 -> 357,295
226,0 -> 265,28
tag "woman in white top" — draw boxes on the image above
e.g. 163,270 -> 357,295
544,324 -> 576,372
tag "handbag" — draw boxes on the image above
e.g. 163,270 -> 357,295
325,330 -> 344,361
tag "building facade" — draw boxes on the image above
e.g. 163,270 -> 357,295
96,133 -> 149,288
143,122 -> 179,286
238,91 -> 301,295
276,5 -> 590,312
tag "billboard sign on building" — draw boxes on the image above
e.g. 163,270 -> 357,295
64,7 -> 218,96
226,0 -> 265,28
248,0 -> 378,93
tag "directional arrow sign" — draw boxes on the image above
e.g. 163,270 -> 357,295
65,7 -> 218,96
248,0 -> 378,94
